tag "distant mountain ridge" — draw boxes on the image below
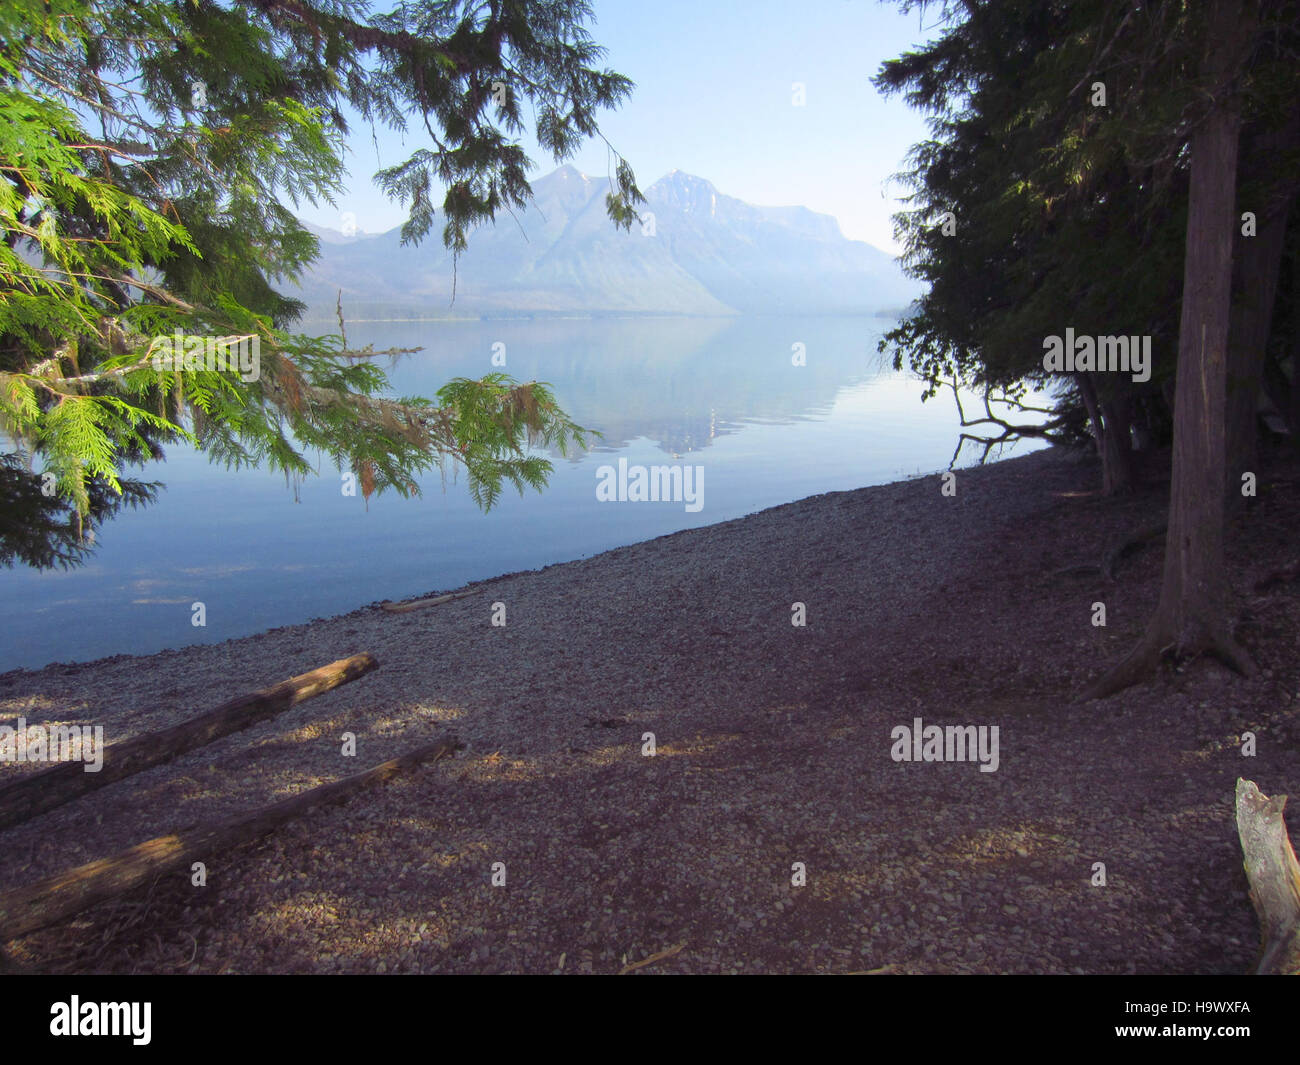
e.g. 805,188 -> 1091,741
292,166 -> 918,318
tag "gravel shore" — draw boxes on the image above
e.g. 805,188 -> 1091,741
2,444 -> 1298,974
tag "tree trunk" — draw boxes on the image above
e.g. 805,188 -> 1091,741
1099,395 -> 1136,494
1083,0 -> 1255,699
1076,373 -> 1133,494
1224,112 -> 1300,495
1260,253 -> 1300,442
1131,395 -> 1157,452
1292,263 -> 1300,454
1261,341 -> 1295,437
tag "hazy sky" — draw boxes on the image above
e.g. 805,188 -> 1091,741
296,0 -> 947,254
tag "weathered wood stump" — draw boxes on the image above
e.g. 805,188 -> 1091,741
1235,778 -> 1300,974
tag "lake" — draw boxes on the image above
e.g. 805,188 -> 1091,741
0,315 -> 1044,671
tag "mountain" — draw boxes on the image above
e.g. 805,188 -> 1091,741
290,166 -> 919,318
301,220 -> 376,245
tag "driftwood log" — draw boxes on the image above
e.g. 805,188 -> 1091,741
1235,778 -> 1300,974
381,590 -> 476,613
0,736 -> 461,942
0,653 -> 378,832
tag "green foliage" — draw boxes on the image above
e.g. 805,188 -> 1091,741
873,1 -> 1197,444
0,0 -> 637,568
433,373 -> 595,509
875,0 -> 1300,465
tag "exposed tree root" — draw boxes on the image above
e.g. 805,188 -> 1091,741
1102,522 -> 1167,581
1050,522 -> 1167,583
1079,620 -> 1255,701
1079,629 -> 1164,701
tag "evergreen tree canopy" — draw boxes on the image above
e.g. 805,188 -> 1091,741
877,0 -> 1300,695
874,0 -> 1299,478
874,1 -> 1194,459
0,0 -> 643,567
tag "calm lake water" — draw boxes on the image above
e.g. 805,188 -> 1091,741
0,315 -> 1044,672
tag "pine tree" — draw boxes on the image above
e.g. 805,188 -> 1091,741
0,0 -> 643,567
874,0 -> 1186,489
878,0 -> 1300,696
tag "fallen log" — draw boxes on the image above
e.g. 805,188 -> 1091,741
0,735 -> 461,943
0,653 -> 378,832
1235,778 -> 1300,974
381,590 -> 476,614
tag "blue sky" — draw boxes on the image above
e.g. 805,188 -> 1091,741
296,0 -> 949,254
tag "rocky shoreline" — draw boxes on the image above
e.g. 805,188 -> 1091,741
2,444 -> 1298,973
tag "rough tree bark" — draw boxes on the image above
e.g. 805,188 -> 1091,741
1292,265 -> 1300,454
1099,395 -> 1137,492
1083,0 -> 1256,700
1261,340 -> 1296,438
1235,779 -> 1300,974
1224,109 -> 1300,496
1076,372 -> 1134,495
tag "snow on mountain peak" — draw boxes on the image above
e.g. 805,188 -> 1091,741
648,170 -> 719,215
